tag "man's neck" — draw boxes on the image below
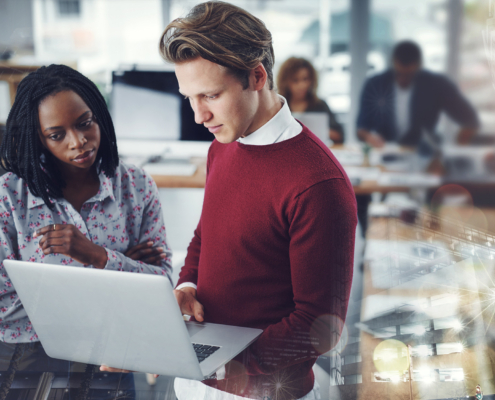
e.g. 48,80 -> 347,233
242,89 -> 282,138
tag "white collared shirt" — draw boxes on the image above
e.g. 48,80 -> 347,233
394,83 -> 413,138
236,95 -> 302,145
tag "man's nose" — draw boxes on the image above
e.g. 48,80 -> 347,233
191,100 -> 212,125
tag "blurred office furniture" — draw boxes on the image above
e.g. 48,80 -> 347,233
146,143 -> 444,193
112,66 -> 214,182
0,61 -> 77,106
342,205 -> 495,398
442,146 -> 495,181
0,63 -> 41,105
111,66 -> 213,143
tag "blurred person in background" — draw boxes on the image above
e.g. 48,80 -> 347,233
355,40 -> 479,237
277,57 -> 345,144
357,40 -> 479,149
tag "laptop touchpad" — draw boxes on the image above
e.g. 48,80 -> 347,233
186,322 -> 206,337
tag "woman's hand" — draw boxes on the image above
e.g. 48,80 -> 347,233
124,241 -> 167,266
99,365 -> 159,378
34,224 -> 107,269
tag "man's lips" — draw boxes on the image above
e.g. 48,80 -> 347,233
72,149 -> 94,163
205,125 -> 222,134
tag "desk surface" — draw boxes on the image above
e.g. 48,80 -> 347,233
151,160 -> 206,188
148,144 -> 440,194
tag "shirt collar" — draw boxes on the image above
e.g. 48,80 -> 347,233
92,171 -> 115,203
27,169 -> 115,209
237,95 -> 293,145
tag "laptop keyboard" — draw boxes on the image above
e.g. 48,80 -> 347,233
192,343 -> 221,363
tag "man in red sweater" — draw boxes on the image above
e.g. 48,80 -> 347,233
160,2 -> 357,399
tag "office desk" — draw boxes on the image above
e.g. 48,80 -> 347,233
342,207 -> 495,399
150,157 -> 207,188
149,145 -> 441,195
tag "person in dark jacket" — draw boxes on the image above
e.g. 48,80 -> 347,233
357,40 -> 479,148
355,40 -> 479,237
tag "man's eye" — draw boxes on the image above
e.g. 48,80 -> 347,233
206,95 -> 218,100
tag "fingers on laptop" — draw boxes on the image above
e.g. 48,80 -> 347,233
193,300 -> 205,322
174,289 -> 204,322
124,241 -> 167,265
99,366 -> 134,373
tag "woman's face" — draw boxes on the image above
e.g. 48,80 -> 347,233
288,67 -> 312,101
38,90 -> 100,172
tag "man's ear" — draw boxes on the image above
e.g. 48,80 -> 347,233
251,63 -> 268,91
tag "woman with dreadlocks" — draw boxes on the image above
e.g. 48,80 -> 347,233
0,64 -> 172,397
0,64 -> 172,340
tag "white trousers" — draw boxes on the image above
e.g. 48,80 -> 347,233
175,375 -> 321,400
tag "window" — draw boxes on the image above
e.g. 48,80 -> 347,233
436,342 -> 464,355
58,0 -> 80,16
343,374 -> 363,385
343,354 -> 362,364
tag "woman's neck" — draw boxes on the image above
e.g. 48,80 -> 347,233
61,164 -> 100,212
63,164 -> 99,188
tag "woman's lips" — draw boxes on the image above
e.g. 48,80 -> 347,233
72,149 -> 94,163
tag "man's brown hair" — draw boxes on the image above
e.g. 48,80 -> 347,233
159,1 -> 275,90
277,57 -> 319,107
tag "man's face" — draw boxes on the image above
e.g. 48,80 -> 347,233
393,60 -> 420,89
175,57 -> 258,144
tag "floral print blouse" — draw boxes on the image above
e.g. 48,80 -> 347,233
0,162 -> 172,343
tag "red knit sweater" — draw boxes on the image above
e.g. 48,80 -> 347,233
177,126 -> 357,400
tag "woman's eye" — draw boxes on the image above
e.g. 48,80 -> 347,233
79,119 -> 92,128
49,134 -> 62,141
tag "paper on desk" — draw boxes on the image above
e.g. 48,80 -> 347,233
343,167 -> 381,181
143,163 -> 197,176
364,239 -> 452,290
331,149 -> 364,166
378,173 -> 441,187
118,140 -> 170,157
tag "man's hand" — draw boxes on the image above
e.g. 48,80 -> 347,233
34,224 -> 107,269
173,286 -> 204,322
124,241 -> 167,266
457,127 -> 476,145
329,129 -> 343,144
358,129 -> 385,148
426,156 -> 446,176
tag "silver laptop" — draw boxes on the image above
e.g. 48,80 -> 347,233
292,112 -> 330,146
4,260 -> 262,379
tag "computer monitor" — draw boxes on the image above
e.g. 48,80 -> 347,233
111,68 -> 214,142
